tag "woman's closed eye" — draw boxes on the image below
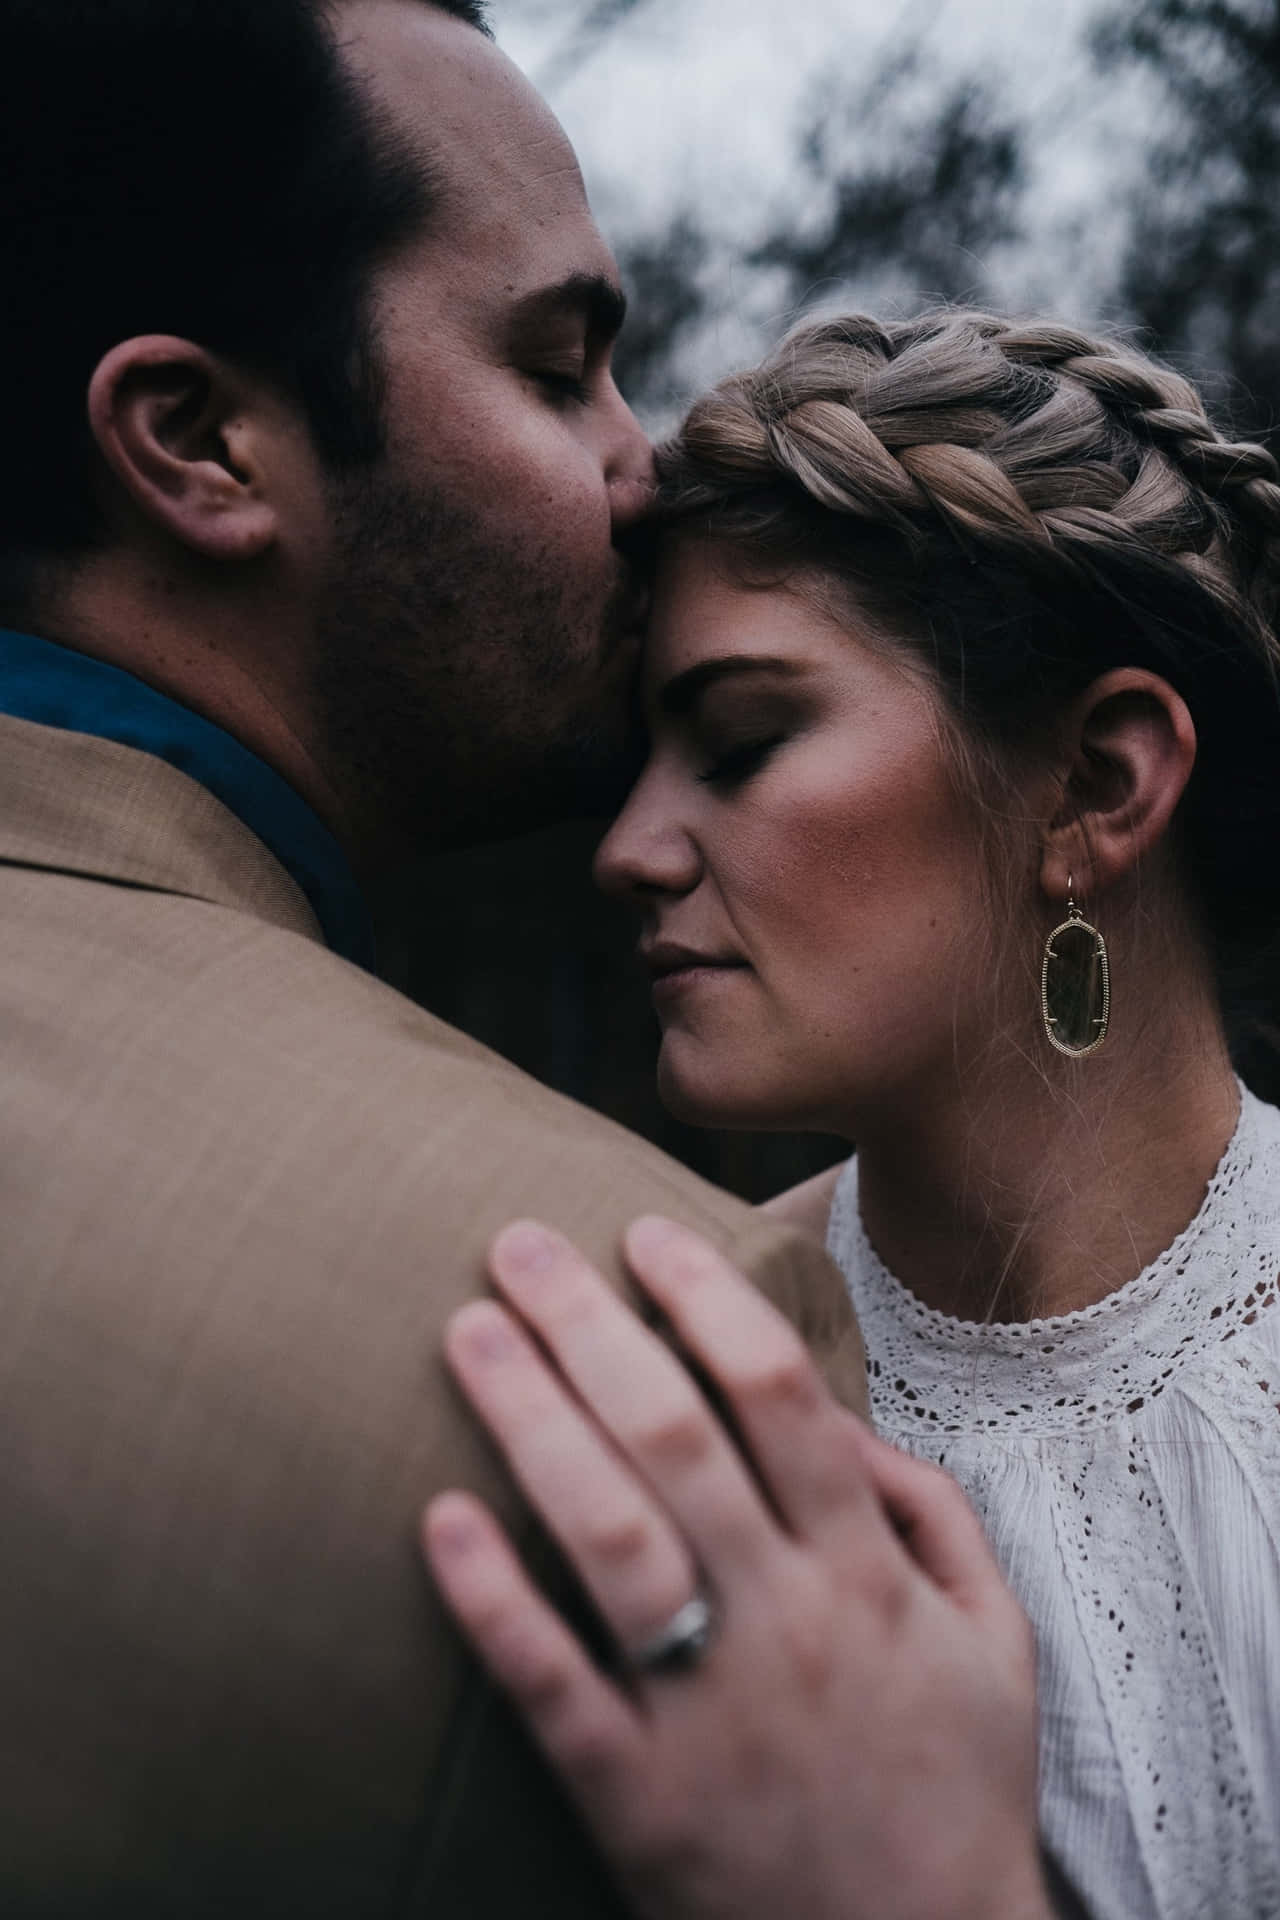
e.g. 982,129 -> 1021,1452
697,733 -> 786,787
671,669 -> 811,788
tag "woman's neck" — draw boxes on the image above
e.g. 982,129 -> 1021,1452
851,1009 -> 1241,1325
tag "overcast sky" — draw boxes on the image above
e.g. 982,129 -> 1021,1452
487,0 -> 1155,403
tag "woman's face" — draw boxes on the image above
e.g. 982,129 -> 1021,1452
594,539 -> 1000,1135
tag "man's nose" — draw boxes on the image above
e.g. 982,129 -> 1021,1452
606,390 -> 657,534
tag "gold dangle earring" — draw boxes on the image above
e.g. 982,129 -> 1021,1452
1041,874 -> 1109,1057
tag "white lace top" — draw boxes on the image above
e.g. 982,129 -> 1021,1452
827,1084 -> 1280,1920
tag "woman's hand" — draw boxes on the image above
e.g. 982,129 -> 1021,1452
422,1216 -> 1052,1920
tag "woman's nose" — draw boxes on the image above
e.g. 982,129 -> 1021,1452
594,778 -> 702,903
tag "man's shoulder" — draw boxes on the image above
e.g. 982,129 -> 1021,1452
760,1161 -> 848,1241
2,855 -> 866,1386
1,857 -> 772,1277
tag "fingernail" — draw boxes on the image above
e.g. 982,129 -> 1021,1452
425,1495 -> 481,1558
449,1300 -> 518,1364
492,1220 -> 558,1274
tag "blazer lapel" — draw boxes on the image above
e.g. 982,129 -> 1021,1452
0,711 -> 323,945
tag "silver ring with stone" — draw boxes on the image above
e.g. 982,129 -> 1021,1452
623,1592 -> 718,1676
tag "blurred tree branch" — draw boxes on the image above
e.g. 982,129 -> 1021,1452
1094,0 -> 1280,439
533,0 -> 1280,448
536,0 -> 657,91
609,32 -> 1026,417
611,216 -> 707,414
754,65 -> 1024,305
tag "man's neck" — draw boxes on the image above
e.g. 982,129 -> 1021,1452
23,555 -> 356,860
0,622 -> 379,969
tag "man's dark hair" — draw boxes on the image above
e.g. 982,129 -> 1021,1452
0,0 -> 490,607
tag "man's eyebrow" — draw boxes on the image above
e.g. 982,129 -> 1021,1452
510,272 -> 628,342
659,656 -> 806,716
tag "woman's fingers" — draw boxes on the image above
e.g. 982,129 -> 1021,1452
423,1491 -> 642,1815
622,1216 -> 884,1547
485,1221 -> 777,1570
444,1299 -> 697,1647
426,1224 -> 1049,1920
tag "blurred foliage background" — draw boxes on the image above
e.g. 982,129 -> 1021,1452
392,0 -> 1280,1198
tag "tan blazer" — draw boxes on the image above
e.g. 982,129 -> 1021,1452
0,712 -> 865,1917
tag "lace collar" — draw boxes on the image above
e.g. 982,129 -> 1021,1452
827,1082 -> 1280,1436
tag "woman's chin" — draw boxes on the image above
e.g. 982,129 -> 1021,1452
656,1051 -> 803,1133
656,1051 -> 733,1127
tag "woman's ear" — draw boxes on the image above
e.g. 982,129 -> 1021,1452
86,335 -> 281,561
1040,667 -> 1197,904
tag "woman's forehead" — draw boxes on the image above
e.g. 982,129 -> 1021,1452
646,537 -> 878,684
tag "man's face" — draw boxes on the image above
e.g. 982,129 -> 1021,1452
314,2 -> 655,860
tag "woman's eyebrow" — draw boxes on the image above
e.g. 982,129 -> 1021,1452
658,655 -> 806,716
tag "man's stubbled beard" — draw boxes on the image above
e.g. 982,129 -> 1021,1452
313,458 -> 647,868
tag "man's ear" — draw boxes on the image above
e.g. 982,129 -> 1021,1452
87,336 -> 281,560
1040,667 -> 1197,905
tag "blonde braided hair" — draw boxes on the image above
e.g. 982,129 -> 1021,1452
668,313 -> 1280,619
659,310 -> 1280,1071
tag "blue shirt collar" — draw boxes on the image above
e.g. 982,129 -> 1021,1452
0,627 -> 376,970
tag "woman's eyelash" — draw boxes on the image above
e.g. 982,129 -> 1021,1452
697,735 -> 784,785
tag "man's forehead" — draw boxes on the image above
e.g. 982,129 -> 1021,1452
340,1 -> 587,211
338,0 -> 623,305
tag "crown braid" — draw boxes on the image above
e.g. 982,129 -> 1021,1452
660,310 -> 1280,1077
672,313 -> 1280,642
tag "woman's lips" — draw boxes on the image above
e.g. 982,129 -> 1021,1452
642,944 -> 749,1002
651,963 -> 747,1004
